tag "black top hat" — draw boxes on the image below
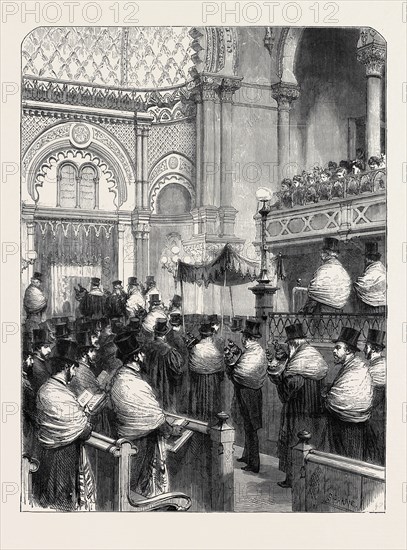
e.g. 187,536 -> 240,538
32,272 -> 43,281
146,275 -> 156,285
111,320 -> 126,335
54,323 -> 70,339
54,339 -> 79,363
128,277 -> 138,286
208,314 -> 219,325
333,327 -> 361,352
149,294 -> 161,305
322,237 -> 340,253
285,323 -> 306,341
112,280 -> 122,287
128,317 -> 141,329
171,294 -> 182,306
76,331 -> 93,348
154,318 -> 169,336
32,328 -> 53,347
169,312 -> 182,326
366,329 -> 386,349
365,242 -> 381,260
199,323 -> 214,337
230,317 -> 243,332
115,334 -> 140,362
91,277 -> 101,286
242,319 -> 262,339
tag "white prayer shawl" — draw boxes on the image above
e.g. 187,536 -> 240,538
23,284 -> 47,314
126,288 -> 145,316
326,356 -> 373,423
110,366 -> 165,439
307,257 -> 352,309
368,356 -> 386,387
36,377 -> 89,448
285,343 -> 328,380
354,261 -> 386,307
189,337 -> 224,374
232,340 -> 267,390
142,307 -> 168,333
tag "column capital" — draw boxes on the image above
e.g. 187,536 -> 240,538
220,77 -> 243,103
271,82 -> 301,110
357,43 -> 386,77
190,73 -> 223,103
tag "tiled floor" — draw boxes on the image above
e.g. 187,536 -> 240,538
233,446 -> 292,512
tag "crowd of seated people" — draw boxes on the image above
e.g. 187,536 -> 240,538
272,151 -> 386,209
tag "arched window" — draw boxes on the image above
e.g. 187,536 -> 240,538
57,162 -> 78,208
156,183 -> 192,215
79,164 -> 99,209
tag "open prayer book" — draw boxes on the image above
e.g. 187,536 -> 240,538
78,389 -> 107,414
165,418 -> 193,453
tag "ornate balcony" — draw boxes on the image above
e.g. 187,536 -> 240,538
256,169 -> 386,248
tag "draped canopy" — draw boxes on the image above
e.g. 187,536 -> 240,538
176,244 -> 260,287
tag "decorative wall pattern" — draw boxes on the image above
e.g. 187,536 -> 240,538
22,27 -> 194,89
21,114 -> 56,154
148,121 -> 196,168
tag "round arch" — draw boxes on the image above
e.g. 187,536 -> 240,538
276,27 -> 305,85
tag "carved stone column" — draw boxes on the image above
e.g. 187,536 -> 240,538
357,31 -> 386,160
131,211 -> 151,283
135,113 -> 153,209
271,82 -> 300,182
219,77 -> 242,236
117,223 -> 125,282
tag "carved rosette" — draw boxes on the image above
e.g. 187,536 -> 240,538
271,82 -> 300,111
357,45 -> 386,78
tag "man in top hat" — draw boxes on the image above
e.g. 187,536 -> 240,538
126,277 -> 145,318
28,328 -> 54,396
33,339 -> 95,511
143,318 -> 183,413
325,327 -> 373,461
141,294 -> 168,339
105,280 -> 127,321
354,242 -> 386,312
110,336 -> 183,497
168,294 -> 182,314
225,319 -> 267,473
143,275 -> 161,309
79,277 -> 107,320
188,323 -> 225,423
69,331 -> 100,398
300,237 -> 352,314
166,311 -> 189,413
23,272 -> 48,332
364,329 -> 386,466
267,323 -> 328,488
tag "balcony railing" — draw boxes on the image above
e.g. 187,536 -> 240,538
267,312 -> 386,345
271,168 -> 386,211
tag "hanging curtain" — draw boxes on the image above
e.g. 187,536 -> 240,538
34,220 -> 118,318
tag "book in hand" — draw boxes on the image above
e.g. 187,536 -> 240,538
97,370 -> 109,386
78,389 -> 107,414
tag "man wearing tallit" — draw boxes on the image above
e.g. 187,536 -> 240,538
33,339 -> 95,511
110,335 -> 182,498
301,238 -> 351,313
23,272 -> 48,332
267,323 -> 328,488
354,242 -> 386,312
325,327 -> 373,460
188,323 -> 225,422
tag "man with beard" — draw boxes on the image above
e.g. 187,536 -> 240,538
325,327 -> 373,460
28,328 -> 54,396
226,319 -> 267,473
364,329 -> 386,465
267,323 -> 328,488
188,323 -> 225,422
354,242 -> 386,313
23,272 -> 48,332
300,238 -> 351,314
69,331 -> 100,397
105,280 -> 127,322
33,339 -> 95,511
110,337 -> 183,497
144,318 -> 183,413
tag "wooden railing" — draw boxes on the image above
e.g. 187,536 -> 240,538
292,431 -> 385,513
267,312 -> 386,346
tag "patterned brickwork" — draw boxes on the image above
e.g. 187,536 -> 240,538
148,121 -> 196,168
